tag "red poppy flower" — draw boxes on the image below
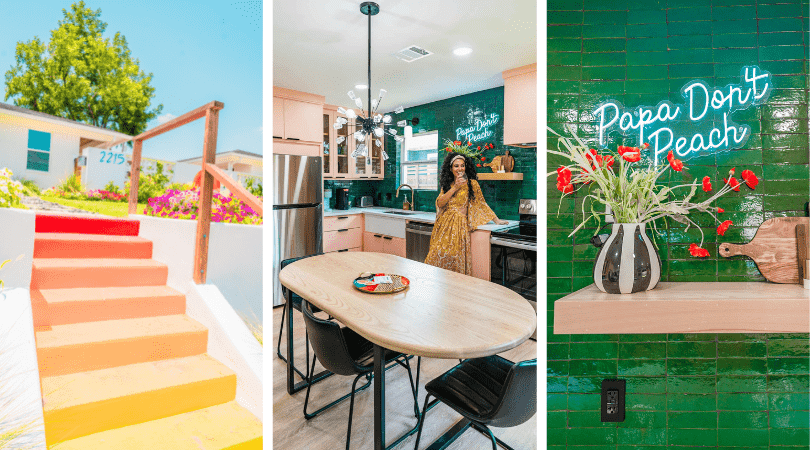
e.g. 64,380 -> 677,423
480,156 -> 486,161
477,146 -> 481,150
453,141 -> 462,145
603,155 -> 615,169
557,182 -> 574,194
717,220 -> 733,236
717,207 -> 725,213
641,143 -> 650,150
667,151 -> 684,171
476,163 -> 482,167
617,145 -> 641,162
466,142 -> 471,146
724,177 -> 741,192
741,170 -> 759,190
729,167 -> 736,176
689,243 -> 710,258
557,166 -> 572,184
702,176 -> 712,192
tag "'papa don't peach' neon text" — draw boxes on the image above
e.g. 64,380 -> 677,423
593,66 -> 773,165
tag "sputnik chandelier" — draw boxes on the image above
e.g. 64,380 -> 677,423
334,2 -> 405,165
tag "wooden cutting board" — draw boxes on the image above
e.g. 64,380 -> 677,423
797,224 -> 808,280
720,217 -> 810,284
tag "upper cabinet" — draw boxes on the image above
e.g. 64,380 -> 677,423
323,104 -> 384,180
273,87 -> 324,156
502,64 -> 537,148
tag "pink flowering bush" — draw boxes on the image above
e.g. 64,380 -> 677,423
86,190 -> 126,202
144,189 -> 262,225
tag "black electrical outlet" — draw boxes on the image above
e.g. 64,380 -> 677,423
601,379 -> 625,422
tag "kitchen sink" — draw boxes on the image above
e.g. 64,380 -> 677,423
383,210 -> 418,215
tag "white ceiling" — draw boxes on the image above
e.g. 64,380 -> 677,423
273,0 -> 537,111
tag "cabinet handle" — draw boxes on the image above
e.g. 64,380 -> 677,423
383,236 -> 392,240
338,249 -> 349,252
272,136 -> 283,139
286,137 -> 300,141
338,229 -> 349,232
337,216 -> 349,219
374,234 -> 382,238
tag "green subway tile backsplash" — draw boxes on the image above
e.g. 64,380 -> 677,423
548,2 -> 809,447
325,86 -> 536,219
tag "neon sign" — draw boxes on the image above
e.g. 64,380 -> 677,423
593,66 -> 774,165
456,111 -> 500,143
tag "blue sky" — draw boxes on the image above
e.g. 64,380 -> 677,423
0,0 -> 262,161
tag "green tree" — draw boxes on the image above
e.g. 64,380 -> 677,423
4,1 -> 162,136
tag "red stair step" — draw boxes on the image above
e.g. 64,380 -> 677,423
36,214 -> 140,236
34,233 -> 153,259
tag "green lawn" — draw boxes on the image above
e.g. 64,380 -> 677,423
40,196 -> 147,217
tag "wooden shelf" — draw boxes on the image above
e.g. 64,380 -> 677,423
477,172 -> 523,181
554,282 -> 809,334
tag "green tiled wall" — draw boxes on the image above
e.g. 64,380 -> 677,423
325,86 -> 537,219
548,0 -> 809,447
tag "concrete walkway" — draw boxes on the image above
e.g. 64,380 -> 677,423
20,196 -> 99,215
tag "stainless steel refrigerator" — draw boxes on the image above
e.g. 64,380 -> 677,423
272,154 -> 323,306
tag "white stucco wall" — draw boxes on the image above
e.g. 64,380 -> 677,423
0,208 -> 36,289
134,215 -> 263,320
0,288 -> 47,450
84,147 -> 128,191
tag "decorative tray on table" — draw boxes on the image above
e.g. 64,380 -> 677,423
353,273 -> 410,294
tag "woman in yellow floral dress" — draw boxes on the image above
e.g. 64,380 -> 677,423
425,151 -> 509,275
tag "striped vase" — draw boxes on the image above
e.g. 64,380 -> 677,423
593,223 -> 661,294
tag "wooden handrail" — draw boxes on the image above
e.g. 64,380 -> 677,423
206,165 -> 263,215
123,100 -> 259,285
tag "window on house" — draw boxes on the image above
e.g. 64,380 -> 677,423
400,130 -> 438,190
26,130 -> 51,172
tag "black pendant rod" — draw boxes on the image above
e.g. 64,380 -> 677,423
367,8 -> 371,120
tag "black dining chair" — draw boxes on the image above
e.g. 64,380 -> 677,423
277,254 -> 325,381
413,356 -> 537,450
301,299 -> 422,450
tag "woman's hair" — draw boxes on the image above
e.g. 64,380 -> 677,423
439,152 -> 477,201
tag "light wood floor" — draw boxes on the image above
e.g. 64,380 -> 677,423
272,305 -> 537,450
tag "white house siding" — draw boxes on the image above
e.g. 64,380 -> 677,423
0,113 -> 124,190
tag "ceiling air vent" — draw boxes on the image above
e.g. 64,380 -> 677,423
393,45 -> 432,62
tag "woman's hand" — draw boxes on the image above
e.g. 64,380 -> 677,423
452,176 -> 466,192
494,218 -> 509,225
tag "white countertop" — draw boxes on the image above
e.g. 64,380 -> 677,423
323,206 -> 520,231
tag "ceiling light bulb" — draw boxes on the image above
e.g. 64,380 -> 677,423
388,128 -> 397,135
375,139 -> 382,147
355,130 -> 365,141
373,114 -> 382,123
383,115 -> 392,123
394,135 -> 404,142
336,136 -> 345,144
355,84 -> 367,90
354,98 -> 363,108
374,127 -> 384,137
357,143 -> 367,156
337,117 -> 347,124
453,47 -> 473,56
394,106 -> 404,114
371,98 -> 378,109
333,123 -> 342,129
396,120 -> 407,127
346,109 -> 357,119
379,89 -> 386,98
381,150 -> 389,161
347,91 -> 357,100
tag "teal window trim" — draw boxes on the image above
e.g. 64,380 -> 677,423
26,129 -> 51,172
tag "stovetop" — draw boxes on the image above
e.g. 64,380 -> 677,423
491,213 -> 537,244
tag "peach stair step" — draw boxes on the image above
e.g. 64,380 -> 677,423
35,213 -> 140,236
32,286 -> 185,327
34,233 -> 153,259
31,258 -> 168,289
36,314 -> 208,377
50,401 -> 262,450
42,354 -> 237,446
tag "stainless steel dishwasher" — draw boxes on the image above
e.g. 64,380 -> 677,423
405,221 -> 433,262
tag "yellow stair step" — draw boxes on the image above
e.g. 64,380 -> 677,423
50,401 -> 262,450
42,354 -> 236,446
36,315 -> 208,377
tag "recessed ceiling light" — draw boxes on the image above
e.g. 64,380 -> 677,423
355,84 -> 368,89
453,47 -> 472,56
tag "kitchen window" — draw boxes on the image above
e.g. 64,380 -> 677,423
26,129 -> 51,172
400,129 -> 438,190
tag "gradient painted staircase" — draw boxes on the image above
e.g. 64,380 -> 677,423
30,213 -> 262,449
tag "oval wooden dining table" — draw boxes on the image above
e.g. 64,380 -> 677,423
279,252 -> 536,450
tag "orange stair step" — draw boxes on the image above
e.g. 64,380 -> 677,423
31,258 -> 168,289
35,214 -> 140,236
36,315 -> 208,377
31,286 -> 185,327
50,401 -> 262,450
34,233 -> 153,259
41,354 -> 236,446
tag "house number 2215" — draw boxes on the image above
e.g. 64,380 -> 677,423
99,151 -> 125,165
